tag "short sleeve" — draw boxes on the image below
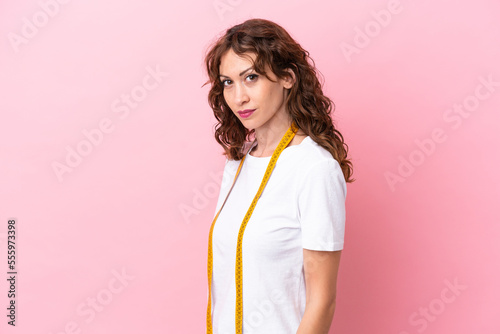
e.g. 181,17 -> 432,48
296,159 -> 347,251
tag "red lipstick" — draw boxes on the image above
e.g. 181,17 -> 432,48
237,109 -> 255,118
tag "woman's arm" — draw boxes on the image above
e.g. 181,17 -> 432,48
296,249 -> 342,334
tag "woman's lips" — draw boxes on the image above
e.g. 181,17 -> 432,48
237,109 -> 255,118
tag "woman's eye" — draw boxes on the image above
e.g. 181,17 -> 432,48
220,74 -> 257,87
247,74 -> 258,81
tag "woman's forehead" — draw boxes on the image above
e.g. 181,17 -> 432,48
220,49 -> 254,66
219,50 -> 270,75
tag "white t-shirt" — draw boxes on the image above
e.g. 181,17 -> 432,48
209,135 -> 346,333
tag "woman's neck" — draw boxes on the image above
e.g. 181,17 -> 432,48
250,120 -> 306,157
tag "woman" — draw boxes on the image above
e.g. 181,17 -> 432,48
203,18 -> 355,334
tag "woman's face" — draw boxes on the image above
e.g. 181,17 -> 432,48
219,49 -> 294,131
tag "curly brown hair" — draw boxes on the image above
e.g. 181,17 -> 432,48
202,18 -> 354,183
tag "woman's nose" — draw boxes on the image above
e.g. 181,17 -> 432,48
234,84 -> 249,105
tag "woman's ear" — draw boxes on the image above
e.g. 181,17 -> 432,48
282,68 -> 296,89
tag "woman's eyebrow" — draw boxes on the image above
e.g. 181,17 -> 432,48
219,67 -> 253,78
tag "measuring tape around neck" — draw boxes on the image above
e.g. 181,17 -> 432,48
206,122 -> 299,334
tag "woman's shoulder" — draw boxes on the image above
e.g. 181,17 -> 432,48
298,136 -> 342,170
295,138 -> 347,194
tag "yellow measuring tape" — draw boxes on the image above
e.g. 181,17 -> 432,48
207,121 -> 299,334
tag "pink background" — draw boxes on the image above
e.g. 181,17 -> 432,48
1,0 -> 499,333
